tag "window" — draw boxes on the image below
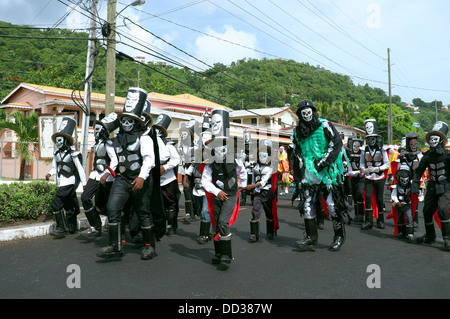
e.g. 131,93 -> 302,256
251,118 -> 257,125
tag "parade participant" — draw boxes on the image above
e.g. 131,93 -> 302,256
412,121 -> 450,250
291,99 -> 347,252
97,87 -> 159,260
360,119 -> 390,230
346,136 -> 365,223
46,117 -> 86,238
185,110 -> 212,244
202,108 -> 247,268
178,119 -> 198,224
153,113 -> 181,235
80,112 -> 120,239
278,146 -> 290,195
388,133 -> 422,234
240,130 -> 256,206
391,164 -> 415,242
246,138 -> 278,242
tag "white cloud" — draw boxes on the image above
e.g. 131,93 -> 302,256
193,25 -> 260,67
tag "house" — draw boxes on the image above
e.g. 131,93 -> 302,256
0,83 -> 291,180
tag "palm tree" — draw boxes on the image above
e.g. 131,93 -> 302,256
0,112 -> 38,180
331,101 -> 359,126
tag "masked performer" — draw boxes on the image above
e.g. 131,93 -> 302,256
97,87 -> 160,260
345,136 -> 365,223
412,121 -> 450,250
246,138 -> 278,242
391,164 -> 415,242
80,113 -> 119,239
240,130 -> 256,206
178,119 -> 198,224
202,109 -> 247,268
46,117 -> 86,238
151,113 -> 181,236
292,99 -> 347,252
360,119 -> 390,230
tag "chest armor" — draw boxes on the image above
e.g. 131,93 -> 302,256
211,162 -> 238,196
349,153 -> 361,171
253,165 -> 271,183
94,141 -> 111,174
115,138 -> 142,179
429,161 -> 447,183
397,184 -> 411,202
55,150 -> 75,178
364,148 -> 384,175
193,164 -> 203,190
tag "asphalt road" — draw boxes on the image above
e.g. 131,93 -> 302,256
1,192 -> 449,301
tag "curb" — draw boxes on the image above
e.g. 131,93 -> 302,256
0,214 -> 108,242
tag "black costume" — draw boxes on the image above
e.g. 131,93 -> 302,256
412,121 -> 450,250
47,117 -> 86,239
80,112 -> 119,238
346,136 -> 365,223
292,99 -> 347,252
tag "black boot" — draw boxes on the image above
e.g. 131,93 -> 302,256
248,219 -> 260,243
212,239 -> 221,264
141,227 -> 156,260
397,224 -> 406,238
219,235 -> 233,266
329,216 -> 346,251
441,221 -> 450,250
266,219 -> 275,240
50,210 -> 67,239
81,207 -> 102,238
165,209 -> 176,235
354,202 -> 365,223
197,220 -> 211,244
66,210 -> 78,234
361,209 -> 373,230
97,223 -> 123,258
416,222 -> 436,244
295,218 -> 318,251
377,210 -> 385,229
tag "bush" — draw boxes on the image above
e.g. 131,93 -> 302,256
0,181 -> 57,223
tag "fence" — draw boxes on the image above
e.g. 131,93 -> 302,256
0,140 -> 92,181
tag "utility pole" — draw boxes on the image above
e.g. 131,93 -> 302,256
435,100 -> 438,122
81,0 -> 98,170
105,0 -> 117,116
387,48 -> 392,145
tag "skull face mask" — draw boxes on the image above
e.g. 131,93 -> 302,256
365,122 -> 375,135
352,141 -> 361,153
211,113 -> 223,135
121,117 -> 135,132
367,136 -> 377,148
214,145 -> 227,162
55,136 -> 66,150
258,151 -> 270,165
94,124 -> 105,141
398,175 -> 410,186
429,135 -> 441,148
300,107 -> 313,122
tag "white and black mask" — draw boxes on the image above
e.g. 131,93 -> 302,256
352,141 -> 361,153
300,107 -> 313,122
55,136 -> 66,150
214,145 -> 227,162
429,135 -> 441,148
365,122 -> 375,135
258,151 -> 270,165
121,117 -> 135,132
94,124 -> 105,141
399,175 -> 410,186
201,132 -> 212,147
211,113 -> 223,135
409,139 -> 418,152
367,136 -> 377,148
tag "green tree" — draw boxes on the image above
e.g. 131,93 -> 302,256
0,112 -> 38,180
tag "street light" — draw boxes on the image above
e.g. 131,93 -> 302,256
105,0 -> 146,117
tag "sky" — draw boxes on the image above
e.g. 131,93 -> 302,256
1,0 -> 450,106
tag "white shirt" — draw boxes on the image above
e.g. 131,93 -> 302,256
158,136 -> 181,186
359,146 -> 390,181
251,163 -> 273,193
139,134 -> 156,181
48,150 -> 87,187
88,141 -> 118,182
201,158 -> 247,196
